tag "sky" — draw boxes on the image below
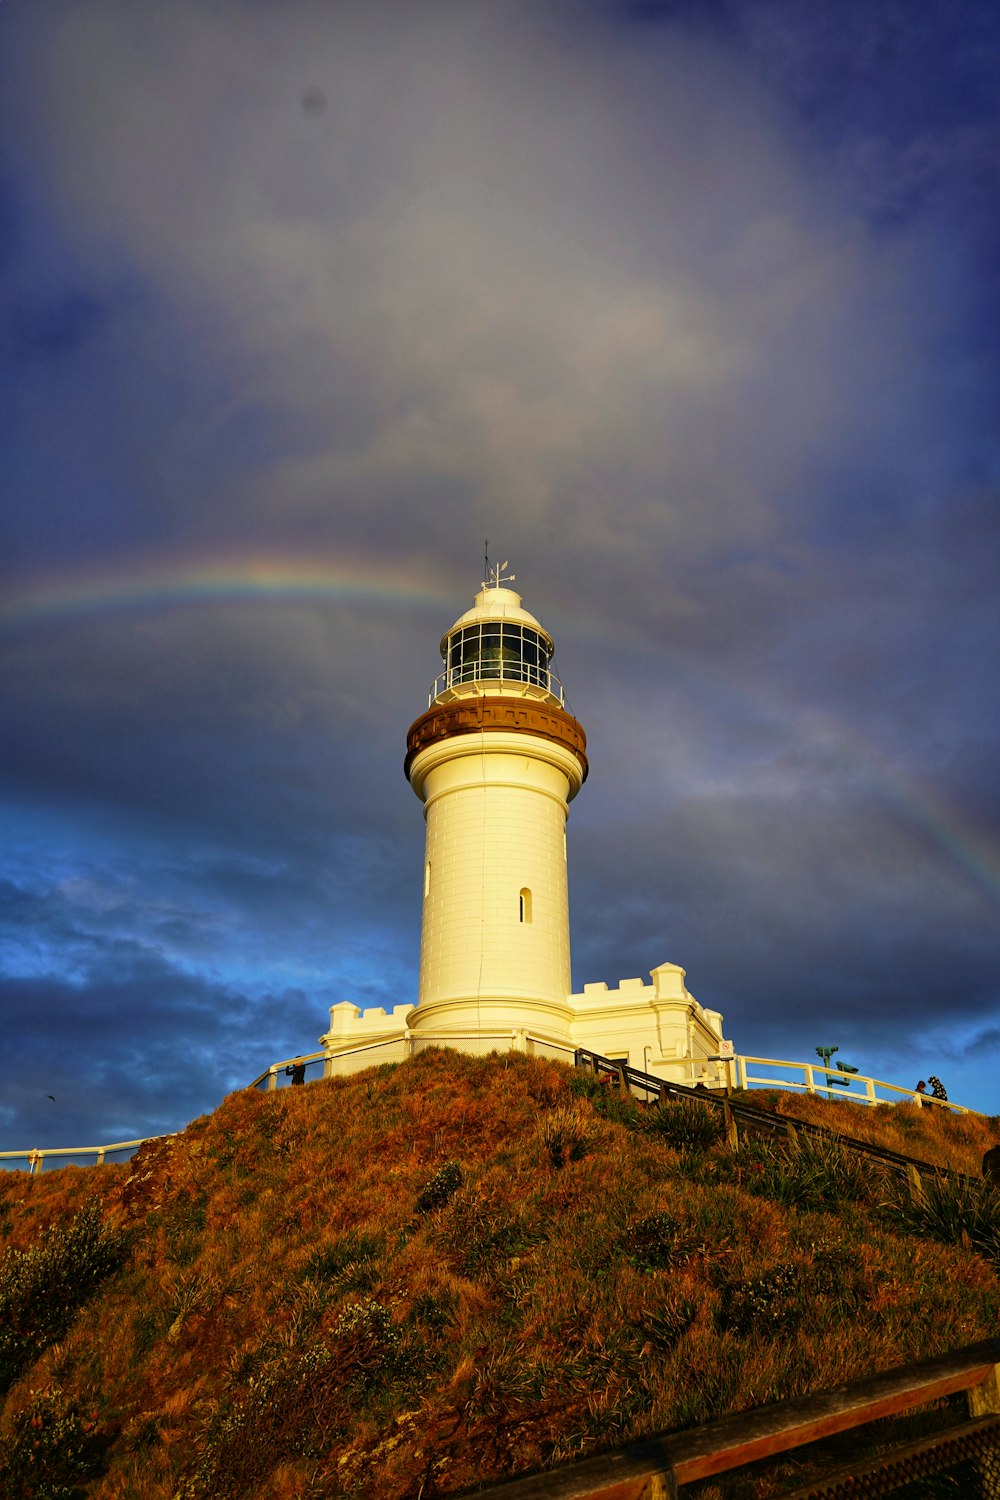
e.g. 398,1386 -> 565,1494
2,0 -> 999,1151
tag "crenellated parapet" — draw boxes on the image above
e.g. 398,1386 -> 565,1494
567,963 -> 729,1086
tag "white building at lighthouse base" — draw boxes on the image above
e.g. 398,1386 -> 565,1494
318,961 -> 728,1086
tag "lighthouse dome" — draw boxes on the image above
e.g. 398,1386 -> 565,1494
429,578 -> 563,707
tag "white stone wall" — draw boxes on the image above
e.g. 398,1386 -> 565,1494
318,963 -> 730,1088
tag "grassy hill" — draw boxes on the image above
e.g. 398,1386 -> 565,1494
1,1048 -> 999,1499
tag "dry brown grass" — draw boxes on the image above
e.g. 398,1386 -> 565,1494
0,1050 -> 998,1499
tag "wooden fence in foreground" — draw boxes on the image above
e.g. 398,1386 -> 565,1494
460,1339 -> 1000,1498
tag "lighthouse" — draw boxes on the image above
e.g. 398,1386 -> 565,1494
404,562 -> 588,1053
319,564 -> 729,1082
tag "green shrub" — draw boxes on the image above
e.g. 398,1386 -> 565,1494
807,1246 -> 865,1299
409,1288 -> 457,1332
717,1248 -> 867,1339
415,1161 -> 463,1214
567,1070 -> 605,1102
783,1135 -> 884,1208
438,1190 -> 546,1277
622,1213 -> 709,1272
595,1089 -> 643,1129
0,1385 -> 104,1500
164,1270 -> 223,1341
718,1264 -> 804,1336
333,1297 -> 403,1386
887,1174 -> 1000,1261
538,1105 -> 593,1167
0,1202 -> 130,1394
182,1303 -> 413,1498
636,1296 -> 696,1351
570,1070 -> 644,1126
179,1343 -> 338,1499
713,1134 -> 884,1212
303,1229 -> 382,1290
643,1098 -> 725,1152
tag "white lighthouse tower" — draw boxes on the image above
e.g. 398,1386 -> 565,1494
404,562 -> 588,1053
319,564 -> 729,1084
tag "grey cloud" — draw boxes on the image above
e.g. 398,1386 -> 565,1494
1,0 -> 997,1138
7,0 -> 961,584
0,962 -> 284,1145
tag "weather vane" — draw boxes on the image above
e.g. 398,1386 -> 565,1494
482,539 -> 515,590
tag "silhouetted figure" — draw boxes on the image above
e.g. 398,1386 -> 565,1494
285,1061 -> 306,1086
928,1075 -> 948,1101
982,1147 -> 1000,1186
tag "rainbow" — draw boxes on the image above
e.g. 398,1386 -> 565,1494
4,550 -> 998,905
642,650 -> 1000,908
799,707 -> 1000,907
0,552 -> 453,629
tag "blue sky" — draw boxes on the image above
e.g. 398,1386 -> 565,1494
2,0 -> 999,1147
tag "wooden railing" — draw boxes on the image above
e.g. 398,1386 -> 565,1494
460,1339 -> 1000,1498
574,1048 -> 973,1187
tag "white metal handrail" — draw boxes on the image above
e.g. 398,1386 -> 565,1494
250,1031 -> 579,1092
730,1056 -> 971,1113
0,1135 -> 176,1174
2,1047 -> 974,1171
247,1048 -> 331,1090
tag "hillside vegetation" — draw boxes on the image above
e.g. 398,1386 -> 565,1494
1,1049 -> 999,1499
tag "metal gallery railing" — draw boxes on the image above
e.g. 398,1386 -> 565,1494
428,666 -> 566,706
1,1031 -> 579,1170
247,1029 -> 579,1091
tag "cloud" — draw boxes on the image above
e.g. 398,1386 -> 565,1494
0,964 -> 265,1145
1,0 -> 997,1139
7,0 -> 962,586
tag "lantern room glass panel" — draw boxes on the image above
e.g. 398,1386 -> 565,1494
444,624 -> 552,690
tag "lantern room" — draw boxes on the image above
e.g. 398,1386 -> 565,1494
427,571 -> 565,708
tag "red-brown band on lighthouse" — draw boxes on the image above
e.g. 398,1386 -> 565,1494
405,697 -> 588,783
